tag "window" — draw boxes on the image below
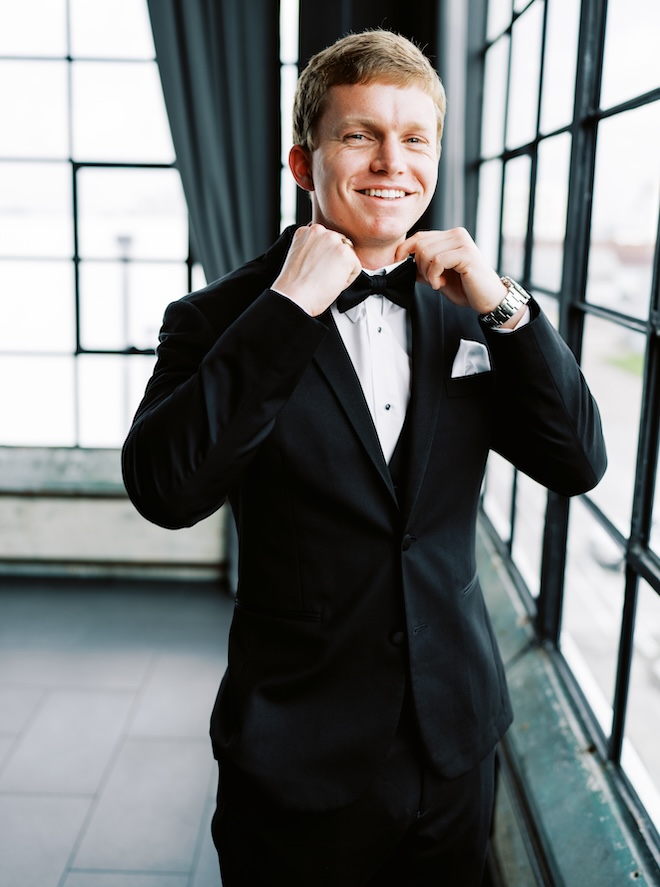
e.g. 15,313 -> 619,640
0,0 -> 191,447
280,0 -> 300,231
475,0 -> 660,840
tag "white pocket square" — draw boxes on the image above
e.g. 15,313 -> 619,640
451,339 -> 491,378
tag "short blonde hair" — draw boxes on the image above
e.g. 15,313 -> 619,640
292,30 -> 446,152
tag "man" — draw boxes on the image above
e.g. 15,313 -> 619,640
122,30 -> 606,887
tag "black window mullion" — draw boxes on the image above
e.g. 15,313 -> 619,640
609,567 -> 639,764
535,0 -> 609,644
557,0 -> 606,352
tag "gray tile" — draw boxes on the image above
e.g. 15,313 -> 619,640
74,738 -> 214,873
62,874 -> 189,887
0,794 -> 90,887
0,585 -> 231,653
0,735 -> 15,769
0,650 -> 152,691
129,652 -> 224,739
0,685 -> 44,733
0,689 -> 135,794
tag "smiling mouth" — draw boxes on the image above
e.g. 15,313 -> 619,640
359,188 -> 409,199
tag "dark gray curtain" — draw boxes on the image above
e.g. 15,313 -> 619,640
147,0 -> 281,282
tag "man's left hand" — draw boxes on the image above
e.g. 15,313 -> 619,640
395,228 -> 509,317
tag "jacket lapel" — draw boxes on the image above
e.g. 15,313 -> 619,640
313,311 -> 398,503
397,286 -> 445,521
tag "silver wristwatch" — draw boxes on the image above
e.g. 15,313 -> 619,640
478,277 -> 531,328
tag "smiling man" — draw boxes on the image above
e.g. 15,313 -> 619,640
122,30 -> 606,887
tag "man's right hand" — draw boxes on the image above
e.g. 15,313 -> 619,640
272,224 -> 362,317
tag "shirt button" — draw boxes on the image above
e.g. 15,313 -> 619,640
390,630 -> 405,646
385,403 -> 391,411
377,326 -> 382,333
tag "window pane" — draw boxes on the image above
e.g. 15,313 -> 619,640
511,472 -> 547,597
580,315 -> 645,536
601,0 -> 660,109
77,168 -> 188,261
0,162 -> 73,258
586,104 -> 660,321
0,261 -> 74,352
79,261 -> 188,351
562,497 -> 625,734
506,1 -> 543,148
534,290 -> 559,328
651,470 -> 660,555
0,356 -> 75,446
77,353 -> 156,447
487,0 -> 512,42
191,263 -> 207,292
72,61 -> 174,163
481,36 -> 510,158
540,0 -> 580,133
69,0 -> 155,59
531,133 -> 571,292
280,0 -> 300,64
476,159 -> 503,270
0,0 -> 67,56
621,578 -> 660,829
501,154 -> 531,279
0,61 -> 69,159
281,167 -> 297,231
281,63 -> 298,165
483,451 -> 516,542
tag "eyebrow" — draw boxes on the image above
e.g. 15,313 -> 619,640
337,116 -> 435,133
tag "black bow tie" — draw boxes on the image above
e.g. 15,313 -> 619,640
336,257 -> 416,313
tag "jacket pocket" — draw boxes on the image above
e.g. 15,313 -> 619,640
460,572 -> 480,599
444,371 -> 494,398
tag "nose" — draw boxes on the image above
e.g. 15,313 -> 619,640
371,136 -> 406,175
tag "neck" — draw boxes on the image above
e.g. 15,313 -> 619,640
353,241 -> 405,271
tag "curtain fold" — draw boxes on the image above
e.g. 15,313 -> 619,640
147,0 -> 281,282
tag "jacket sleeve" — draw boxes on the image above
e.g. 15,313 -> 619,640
485,301 -> 607,496
121,289 -> 327,529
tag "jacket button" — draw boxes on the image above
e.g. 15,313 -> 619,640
390,630 -> 405,646
402,534 -> 413,551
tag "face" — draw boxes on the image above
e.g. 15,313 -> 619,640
290,80 -> 440,266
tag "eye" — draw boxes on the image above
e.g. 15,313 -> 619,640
345,133 -> 366,141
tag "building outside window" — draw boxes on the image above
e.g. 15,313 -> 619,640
0,0 -> 192,449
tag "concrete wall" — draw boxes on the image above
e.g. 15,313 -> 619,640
0,447 -> 226,581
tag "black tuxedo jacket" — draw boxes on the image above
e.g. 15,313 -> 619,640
122,226 -> 606,810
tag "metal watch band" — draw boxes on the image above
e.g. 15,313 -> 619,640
478,277 -> 531,328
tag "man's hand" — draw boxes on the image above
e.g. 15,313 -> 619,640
395,228 -> 518,322
273,224 -> 362,317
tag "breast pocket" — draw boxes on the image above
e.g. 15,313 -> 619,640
444,371 -> 494,398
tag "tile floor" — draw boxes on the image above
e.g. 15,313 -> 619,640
0,577 -> 233,887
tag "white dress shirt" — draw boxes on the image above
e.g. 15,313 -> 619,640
331,263 -> 410,463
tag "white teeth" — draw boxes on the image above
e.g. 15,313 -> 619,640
362,189 -> 406,199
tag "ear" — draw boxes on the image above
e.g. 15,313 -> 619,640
289,145 -> 314,191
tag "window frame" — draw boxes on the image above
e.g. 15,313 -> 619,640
468,0 -> 660,858
0,1 -> 194,447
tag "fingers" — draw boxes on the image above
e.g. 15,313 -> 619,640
401,228 -> 476,289
273,225 -> 362,316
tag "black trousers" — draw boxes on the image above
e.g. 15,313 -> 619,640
212,701 -> 496,887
